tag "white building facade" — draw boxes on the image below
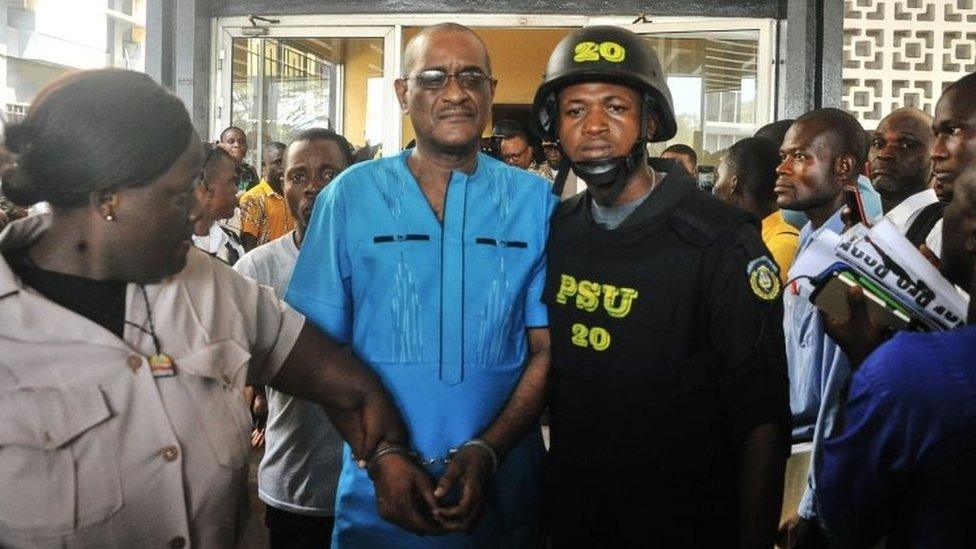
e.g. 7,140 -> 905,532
0,0 -> 146,122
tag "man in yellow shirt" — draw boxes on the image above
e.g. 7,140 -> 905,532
240,141 -> 296,251
714,136 -> 799,283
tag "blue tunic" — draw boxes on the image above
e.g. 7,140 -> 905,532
286,151 -> 557,547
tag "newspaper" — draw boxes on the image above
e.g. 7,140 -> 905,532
833,220 -> 967,330
788,219 -> 969,331
787,229 -> 842,299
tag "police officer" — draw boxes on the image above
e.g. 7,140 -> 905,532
534,26 -> 791,548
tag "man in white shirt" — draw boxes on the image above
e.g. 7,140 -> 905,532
233,128 -> 354,549
192,221 -> 245,265
869,107 -> 943,255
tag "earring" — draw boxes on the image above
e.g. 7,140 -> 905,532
104,211 -> 116,222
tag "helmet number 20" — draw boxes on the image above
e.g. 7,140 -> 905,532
573,41 -> 627,63
571,323 -> 612,351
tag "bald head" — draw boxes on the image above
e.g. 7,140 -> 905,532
877,108 -> 933,146
880,107 -> 932,128
401,23 -> 492,78
869,107 -> 934,209
394,23 -> 495,157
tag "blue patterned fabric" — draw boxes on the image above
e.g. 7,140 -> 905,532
286,151 -> 557,547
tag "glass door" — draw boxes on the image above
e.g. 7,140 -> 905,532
211,16 -> 775,169
213,24 -> 398,169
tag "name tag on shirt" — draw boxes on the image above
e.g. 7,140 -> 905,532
149,354 -> 176,378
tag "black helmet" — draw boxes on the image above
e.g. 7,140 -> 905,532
532,26 -> 677,143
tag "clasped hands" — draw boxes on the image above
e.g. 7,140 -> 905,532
364,442 -> 496,535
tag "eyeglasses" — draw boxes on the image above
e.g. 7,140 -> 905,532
408,69 -> 494,90
503,146 -> 530,163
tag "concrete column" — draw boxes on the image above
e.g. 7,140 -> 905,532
146,0 -> 211,135
0,4 -> 9,113
783,0 -> 843,118
145,0 -> 175,88
175,0 -> 212,135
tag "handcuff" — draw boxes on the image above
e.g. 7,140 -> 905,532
366,439 -> 499,476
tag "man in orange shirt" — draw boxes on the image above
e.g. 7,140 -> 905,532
714,136 -> 799,283
240,141 -> 299,251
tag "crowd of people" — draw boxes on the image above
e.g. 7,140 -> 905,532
0,20 -> 973,549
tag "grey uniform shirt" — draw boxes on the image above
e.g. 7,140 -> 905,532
234,232 -> 343,516
0,214 -> 304,549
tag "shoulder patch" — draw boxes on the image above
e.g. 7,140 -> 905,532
747,256 -> 781,301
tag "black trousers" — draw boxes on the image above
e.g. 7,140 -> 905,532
542,469 -> 737,549
264,505 -> 335,549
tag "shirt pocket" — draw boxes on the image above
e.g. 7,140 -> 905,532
466,237 -> 535,367
0,385 -> 122,536
353,234 -> 436,365
177,340 -> 252,470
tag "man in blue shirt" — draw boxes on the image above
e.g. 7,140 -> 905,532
816,328 -> 976,548
814,76 -> 976,549
286,23 -> 557,547
755,118 -> 882,231
775,108 -> 867,545
815,167 -> 976,548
